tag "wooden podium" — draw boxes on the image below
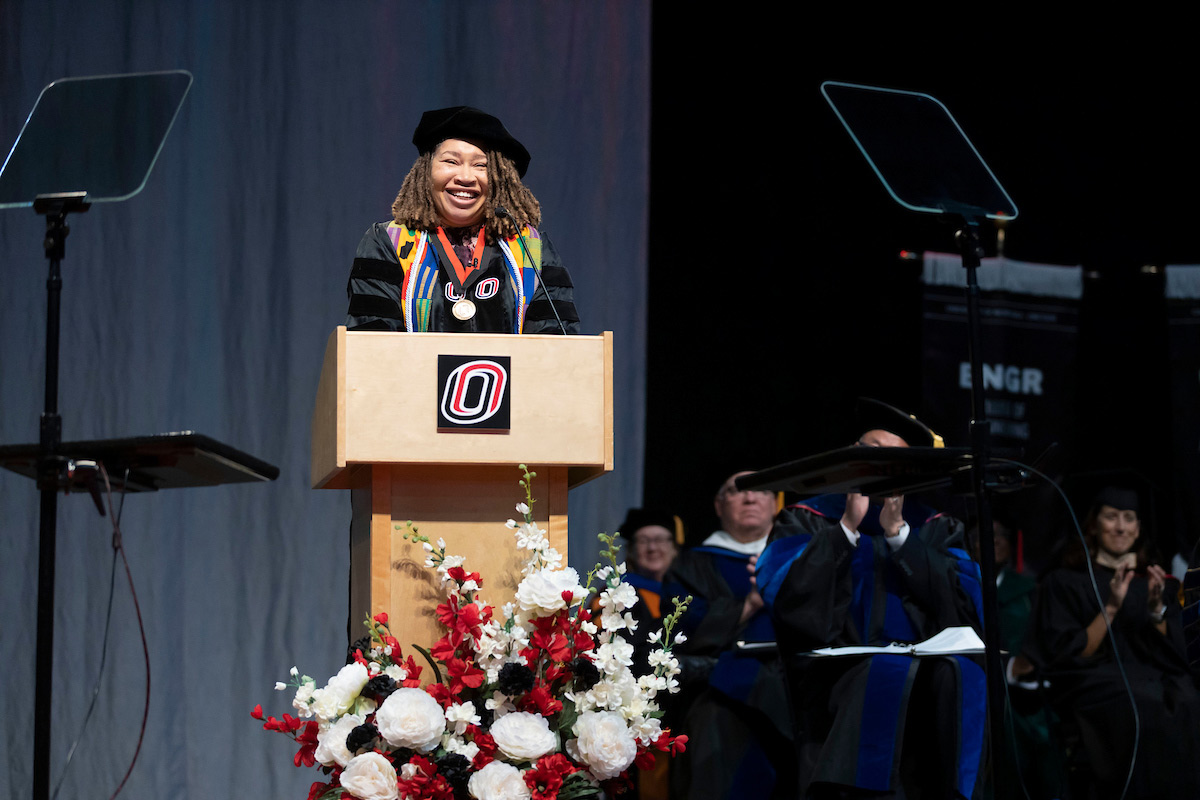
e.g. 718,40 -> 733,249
311,327 -> 613,653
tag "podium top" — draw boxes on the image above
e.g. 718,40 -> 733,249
311,328 -> 614,489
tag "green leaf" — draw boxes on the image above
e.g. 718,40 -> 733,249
410,643 -> 445,686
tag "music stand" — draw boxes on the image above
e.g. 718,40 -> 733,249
1,71 -> 277,800
770,81 -> 1017,795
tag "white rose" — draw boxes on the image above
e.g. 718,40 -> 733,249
314,713 -> 364,767
468,759 -> 532,800
309,662 -> 369,722
515,568 -> 585,615
566,711 -> 637,780
374,688 -> 446,752
339,752 -> 398,800
489,711 -> 558,762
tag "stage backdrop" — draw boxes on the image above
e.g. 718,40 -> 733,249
920,252 -> 1083,568
0,3 -> 649,798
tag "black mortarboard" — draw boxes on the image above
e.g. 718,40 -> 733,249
855,397 -> 944,448
412,106 -> 531,177
1092,486 -> 1140,514
618,508 -> 685,546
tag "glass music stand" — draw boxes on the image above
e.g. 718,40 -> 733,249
0,71 -> 278,800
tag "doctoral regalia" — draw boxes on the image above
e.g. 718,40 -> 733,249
757,495 -> 986,798
346,221 -> 579,334
663,543 -> 794,800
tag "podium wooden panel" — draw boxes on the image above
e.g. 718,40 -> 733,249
312,327 -> 613,656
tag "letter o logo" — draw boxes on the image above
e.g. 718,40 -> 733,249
475,277 -> 500,300
440,359 -> 508,425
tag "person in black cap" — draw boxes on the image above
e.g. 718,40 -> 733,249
754,398 -> 986,799
1027,486 -> 1200,798
345,106 -> 579,334
608,509 -> 684,800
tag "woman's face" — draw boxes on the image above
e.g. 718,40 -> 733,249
1095,504 -> 1140,557
430,138 -> 489,227
630,524 -> 678,582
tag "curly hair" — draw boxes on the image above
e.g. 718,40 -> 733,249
390,148 -> 541,242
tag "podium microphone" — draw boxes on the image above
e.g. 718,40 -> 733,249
494,205 -> 567,335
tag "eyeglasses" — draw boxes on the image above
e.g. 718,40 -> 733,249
634,535 -> 676,548
720,486 -> 774,499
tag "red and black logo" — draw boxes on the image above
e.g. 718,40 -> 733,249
437,355 -> 511,432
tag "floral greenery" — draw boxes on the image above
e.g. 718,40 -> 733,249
254,465 -> 690,800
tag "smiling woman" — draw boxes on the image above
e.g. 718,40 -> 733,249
1030,487 -> 1200,797
345,106 -> 580,334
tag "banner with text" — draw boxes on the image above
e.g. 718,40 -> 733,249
921,252 -> 1082,460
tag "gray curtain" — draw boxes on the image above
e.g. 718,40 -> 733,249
0,2 -> 649,797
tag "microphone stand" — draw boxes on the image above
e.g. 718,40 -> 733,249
494,206 -> 567,335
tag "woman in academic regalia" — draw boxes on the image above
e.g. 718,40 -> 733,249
345,106 -> 579,334
1031,487 -> 1200,798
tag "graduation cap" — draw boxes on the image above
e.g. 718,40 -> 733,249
412,106 -> 532,177
617,507 -> 685,546
855,397 -> 945,448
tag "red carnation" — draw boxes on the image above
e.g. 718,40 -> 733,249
445,657 -> 485,695
524,753 -> 576,800
521,682 -> 563,717
425,681 -> 454,708
373,612 -> 389,625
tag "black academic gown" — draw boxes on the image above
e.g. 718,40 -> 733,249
662,542 -> 794,800
345,222 -> 579,334
1031,564 -> 1200,798
760,497 -> 987,799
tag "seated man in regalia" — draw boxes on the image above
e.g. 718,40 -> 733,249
756,399 -> 986,799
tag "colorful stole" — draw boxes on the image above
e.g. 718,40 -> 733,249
385,222 -> 541,333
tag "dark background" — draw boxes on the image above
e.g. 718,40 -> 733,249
645,19 -> 1194,558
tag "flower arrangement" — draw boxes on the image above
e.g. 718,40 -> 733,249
254,466 -> 690,800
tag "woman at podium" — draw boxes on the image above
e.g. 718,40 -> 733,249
345,106 -> 579,334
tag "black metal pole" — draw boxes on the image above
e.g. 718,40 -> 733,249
34,215 -> 65,800
957,223 -> 1007,796
32,195 -> 86,800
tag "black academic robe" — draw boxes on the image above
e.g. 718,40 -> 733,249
1031,564 -> 1200,798
662,544 -> 794,800
760,498 -> 986,799
345,222 -> 579,334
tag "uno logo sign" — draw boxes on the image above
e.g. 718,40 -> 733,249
437,355 -> 511,431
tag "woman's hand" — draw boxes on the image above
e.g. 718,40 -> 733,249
1108,562 -> 1135,611
1146,564 -> 1170,633
1083,562 -> 1136,657
1147,564 -> 1167,610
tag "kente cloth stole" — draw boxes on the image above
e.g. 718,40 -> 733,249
385,222 -> 542,333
